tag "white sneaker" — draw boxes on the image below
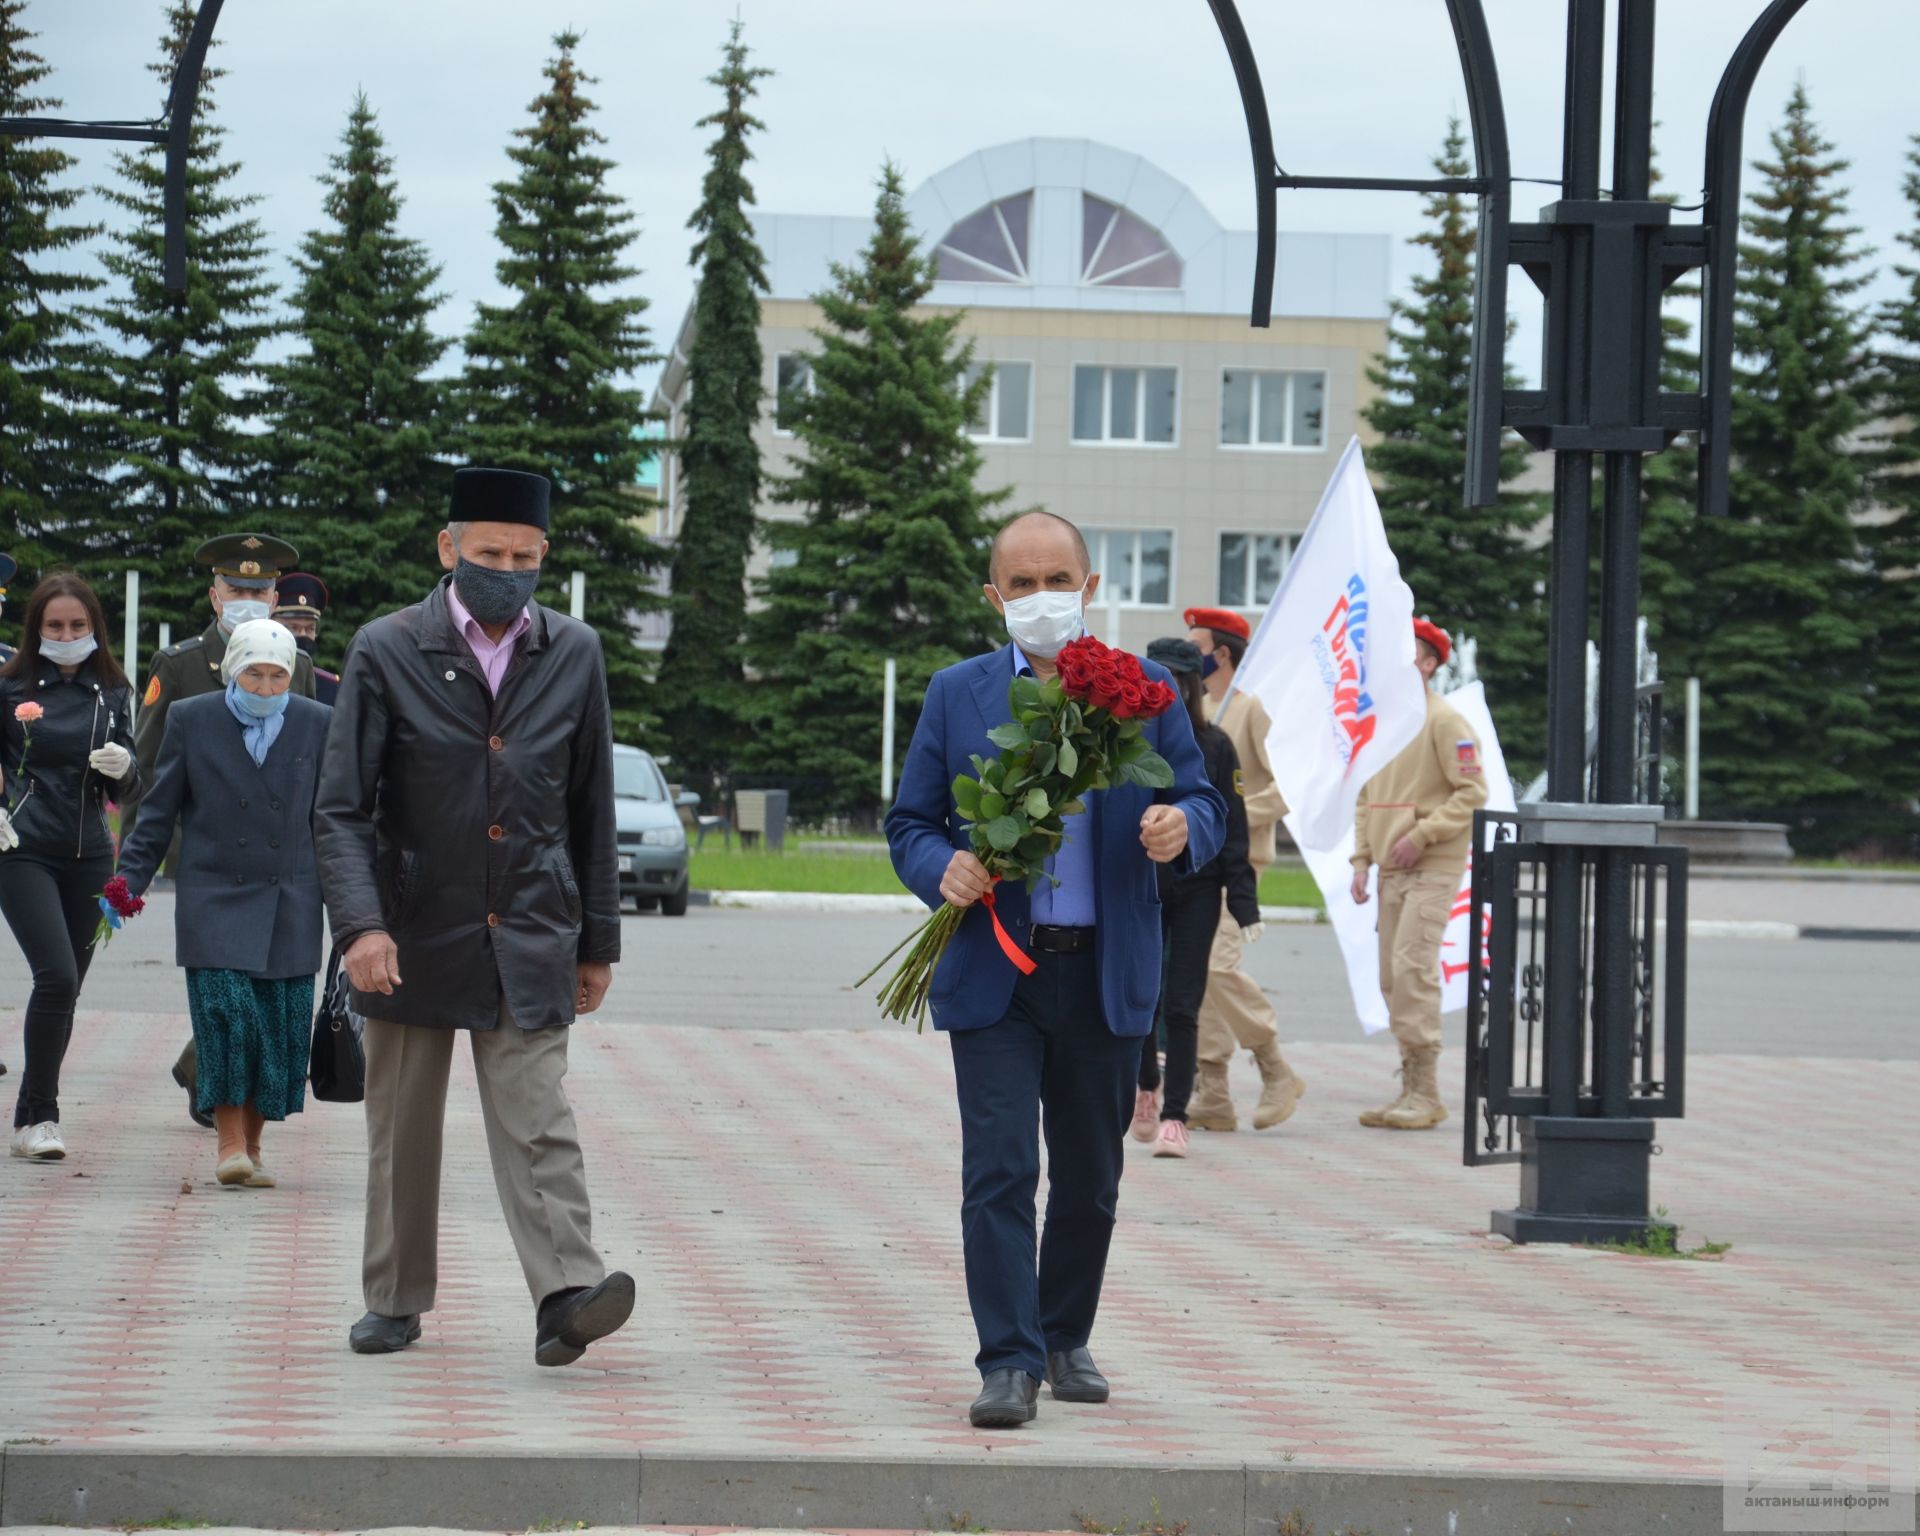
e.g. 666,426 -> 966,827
9,1121 -> 66,1160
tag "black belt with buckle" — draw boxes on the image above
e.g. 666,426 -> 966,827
1029,924 -> 1095,954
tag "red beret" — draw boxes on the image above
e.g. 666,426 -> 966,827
1413,617 -> 1452,664
1183,606 -> 1251,641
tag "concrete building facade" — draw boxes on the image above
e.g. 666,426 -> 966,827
653,137 -> 1393,653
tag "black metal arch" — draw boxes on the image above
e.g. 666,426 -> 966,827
0,0 -> 226,293
1697,0 -> 1814,519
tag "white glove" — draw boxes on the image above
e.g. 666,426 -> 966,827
89,743 -> 133,779
1241,922 -> 1266,944
0,807 -> 17,853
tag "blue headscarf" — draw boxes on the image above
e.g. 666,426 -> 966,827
225,679 -> 288,765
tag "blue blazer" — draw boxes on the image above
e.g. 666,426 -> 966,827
885,645 -> 1227,1036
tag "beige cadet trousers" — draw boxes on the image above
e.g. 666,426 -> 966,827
1197,889 -> 1281,1066
1376,869 -> 1458,1052
362,1005 -> 605,1318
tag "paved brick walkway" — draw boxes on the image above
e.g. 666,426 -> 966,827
1,1007 -> 1915,1507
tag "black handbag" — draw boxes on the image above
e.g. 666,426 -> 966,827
309,943 -> 367,1103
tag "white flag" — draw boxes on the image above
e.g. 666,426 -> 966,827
1286,680 -> 1516,1034
1436,682 -> 1517,1014
1233,438 -> 1428,853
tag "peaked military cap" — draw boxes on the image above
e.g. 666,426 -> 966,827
196,533 -> 300,590
273,572 -> 330,619
0,551 -> 16,597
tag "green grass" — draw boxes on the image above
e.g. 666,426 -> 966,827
1584,1206 -> 1732,1261
689,846 -> 1326,909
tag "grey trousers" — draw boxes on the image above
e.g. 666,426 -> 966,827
361,1008 -> 606,1318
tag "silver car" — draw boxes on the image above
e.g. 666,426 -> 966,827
613,745 -> 690,916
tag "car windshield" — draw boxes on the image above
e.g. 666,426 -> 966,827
613,755 -> 666,801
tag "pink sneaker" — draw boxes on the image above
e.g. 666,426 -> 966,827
1129,1090 -> 1160,1144
1154,1119 -> 1190,1159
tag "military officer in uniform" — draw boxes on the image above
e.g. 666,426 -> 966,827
126,534 -> 316,1124
273,573 -> 340,705
1349,618 -> 1488,1131
1182,607 -> 1307,1132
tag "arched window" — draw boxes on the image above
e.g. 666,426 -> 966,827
1081,194 -> 1181,288
935,192 -> 1031,284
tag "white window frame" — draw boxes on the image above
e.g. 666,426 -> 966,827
1086,527 -> 1178,609
1070,363 -> 1181,449
1217,367 -> 1329,452
1216,530 -> 1298,609
772,352 -> 816,438
963,359 -> 1034,444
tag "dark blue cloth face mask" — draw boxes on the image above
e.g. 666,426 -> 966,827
455,558 -> 540,626
1201,654 -> 1219,679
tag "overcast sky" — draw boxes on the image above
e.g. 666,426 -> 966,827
24,1 -> 1920,395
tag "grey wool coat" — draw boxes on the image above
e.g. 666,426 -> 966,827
117,692 -> 331,980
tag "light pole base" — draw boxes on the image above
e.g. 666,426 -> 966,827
1490,1114 -> 1663,1245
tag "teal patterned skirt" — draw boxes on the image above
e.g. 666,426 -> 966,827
184,969 -> 313,1120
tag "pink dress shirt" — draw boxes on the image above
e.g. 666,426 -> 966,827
445,582 -> 532,697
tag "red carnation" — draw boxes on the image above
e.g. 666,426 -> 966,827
103,875 -> 145,920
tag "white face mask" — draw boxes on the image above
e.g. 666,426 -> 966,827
220,598 -> 272,631
40,633 -> 98,666
996,581 -> 1088,659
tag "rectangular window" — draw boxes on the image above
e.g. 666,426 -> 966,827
1086,527 -> 1175,607
1071,365 -> 1178,445
1217,531 -> 1297,608
963,360 -> 1033,442
774,353 -> 815,433
1219,368 -> 1327,449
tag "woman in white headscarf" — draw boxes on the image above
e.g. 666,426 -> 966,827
118,620 -> 332,1187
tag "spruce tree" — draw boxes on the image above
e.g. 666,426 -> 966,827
651,21 -> 771,787
0,0 -> 102,576
459,31 -> 660,740
741,163 -> 1009,822
1692,85 -> 1878,829
270,93 -> 450,663
82,0 -> 280,624
1865,133 -> 1920,833
1362,119 -> 1546,771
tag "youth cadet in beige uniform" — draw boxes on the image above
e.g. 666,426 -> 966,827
1182,608 -> 1306,1133
1349,618 -> 1487,1130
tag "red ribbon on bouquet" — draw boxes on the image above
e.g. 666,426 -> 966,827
980,880 -> 1038,977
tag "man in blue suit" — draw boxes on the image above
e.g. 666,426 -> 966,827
885,511 -> 1227,1429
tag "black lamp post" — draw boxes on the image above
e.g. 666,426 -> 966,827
0,0 -> 227,294
1208,0 -> 1811,1241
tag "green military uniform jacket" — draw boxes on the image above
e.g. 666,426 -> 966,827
122,619 -> 316,856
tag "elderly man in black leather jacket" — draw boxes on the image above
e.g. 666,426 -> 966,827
315,467 -> 631,1368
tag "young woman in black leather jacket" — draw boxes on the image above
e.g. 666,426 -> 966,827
0,572 -> 139,1160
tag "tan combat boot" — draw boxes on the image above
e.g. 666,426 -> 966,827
1358,1050 -> 1415,1128
1382,1048 -> 1447,1130
1187,1061 -> 1238,1132
1250,1041 -> 1305,1129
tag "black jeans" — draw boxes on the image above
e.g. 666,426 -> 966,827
0,848 -> 112,1126
947,949 -> 1139,1381
1138,881 -> 1223,1122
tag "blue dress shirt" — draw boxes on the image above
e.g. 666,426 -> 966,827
1010,641 -> 1097,928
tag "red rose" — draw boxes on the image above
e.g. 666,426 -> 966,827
1142,681 -> 1178,718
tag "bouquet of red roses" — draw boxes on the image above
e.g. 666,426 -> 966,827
93,875 -> 145,950
861,637 -> 1180,1028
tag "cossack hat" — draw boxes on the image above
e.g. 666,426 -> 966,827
1146,637 -> 1206,676
1413,616 -> 1452,665
196,534 -> 300,590
274,572 -> 330,620
1183,606 -> 1251,642
450,467 -> 551,531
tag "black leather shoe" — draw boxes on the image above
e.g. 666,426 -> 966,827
1046,1346 -> 1110,1403
535,1271 -> 635,1367
349,1311 -> 421,1355
172,1061 -> 213,1130
969,1367 -> 1040,1428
